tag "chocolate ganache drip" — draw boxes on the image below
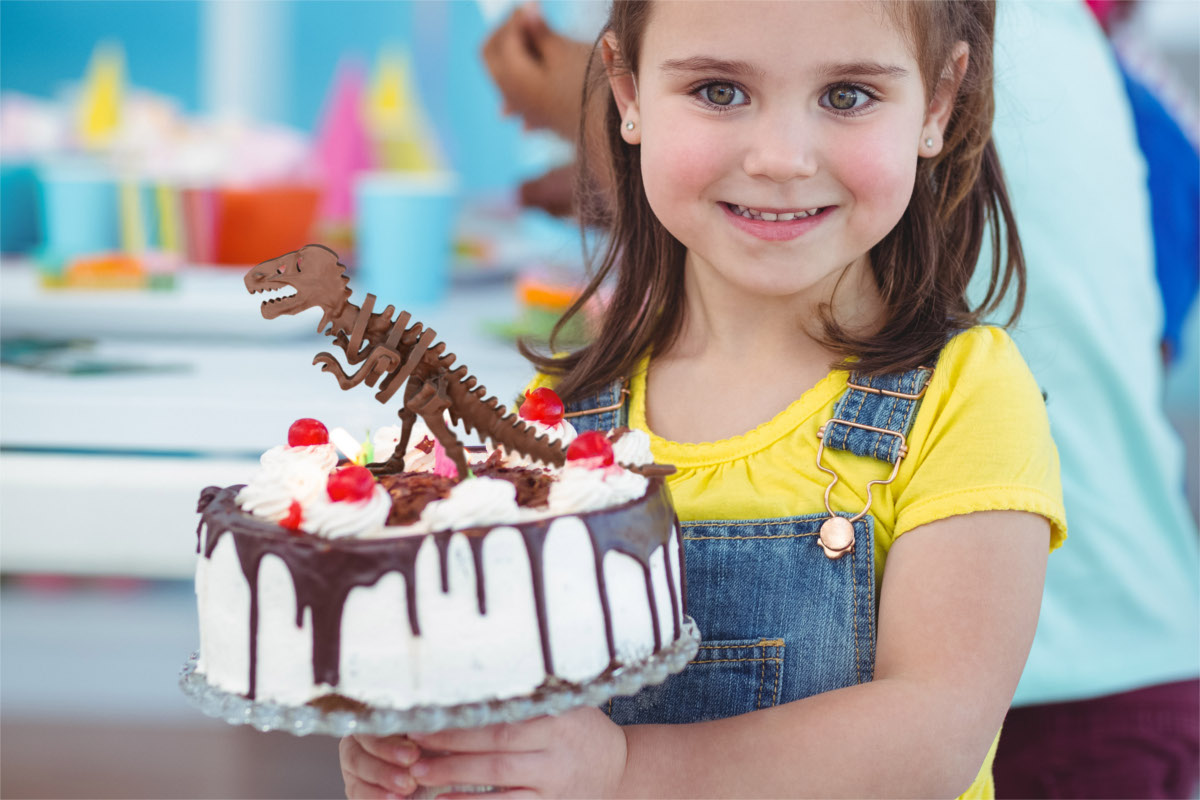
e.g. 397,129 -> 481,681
195,479 -> 681,700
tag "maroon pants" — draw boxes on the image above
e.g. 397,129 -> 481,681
994,678 -> 1200,799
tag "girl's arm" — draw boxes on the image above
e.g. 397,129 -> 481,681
345,509 -> 1047,799
618,509 -> 1048,798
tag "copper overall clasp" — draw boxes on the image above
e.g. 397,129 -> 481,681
814,421 -> 909,560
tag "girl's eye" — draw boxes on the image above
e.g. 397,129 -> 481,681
821,84 -> 876,113
696,82 -> 747,108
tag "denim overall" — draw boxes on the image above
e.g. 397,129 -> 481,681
565,365 -> 934,725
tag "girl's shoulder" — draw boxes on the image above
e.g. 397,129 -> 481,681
896,325 -> 1066,549
919,325 -> 1046,424
933,325 -> 1035,393
941,323 -> 1023,361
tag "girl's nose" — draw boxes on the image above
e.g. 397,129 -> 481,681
742,112 -> 819,182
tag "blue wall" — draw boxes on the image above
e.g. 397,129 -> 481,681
0,0 -> 576,192
0,0 -> 202,112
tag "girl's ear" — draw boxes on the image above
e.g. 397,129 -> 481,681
603,32 -> 641,145
921,41 -> 969,157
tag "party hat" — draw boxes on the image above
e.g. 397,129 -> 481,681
366,48 -> 443,172
77,42 -> 125,150
314,58 -> 374,224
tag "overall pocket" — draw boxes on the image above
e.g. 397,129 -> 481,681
607,637 -> 785,725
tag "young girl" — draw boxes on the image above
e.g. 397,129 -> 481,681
340,2 -> 1065,797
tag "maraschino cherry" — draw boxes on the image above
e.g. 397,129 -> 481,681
566,431 -> 614,468
326,465 -> 376,502
280,500 -> 303,532
288,418 -> 329,447
519,387 -> 565,426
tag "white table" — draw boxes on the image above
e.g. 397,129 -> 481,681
0,262 -> 534,577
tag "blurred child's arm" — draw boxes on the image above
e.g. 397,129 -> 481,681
481,3 -> 592,139
386,509 -> 1047,798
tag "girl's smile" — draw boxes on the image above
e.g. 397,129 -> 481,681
720,203 -> 834,242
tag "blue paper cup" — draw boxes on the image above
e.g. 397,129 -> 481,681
354,172 -> 459,306
37,162 -> 121,270
0,161 -> 42,255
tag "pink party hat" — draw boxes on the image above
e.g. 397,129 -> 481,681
313,58 -> 374,224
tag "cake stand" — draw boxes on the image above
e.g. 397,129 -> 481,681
179,616 -> 700,738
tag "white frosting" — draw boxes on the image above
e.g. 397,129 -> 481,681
196,517 -> 685,709
259,443 -> 338,474
374,422 -> 492,474
404,443 -> 438,472
373,418 -> 434,464
300,485 -> 392,539
501,418 -> 577,467
419,477 -> 523,532
236,458 -> 329,522
547,464 -> 649,515
612,429 -> 654,467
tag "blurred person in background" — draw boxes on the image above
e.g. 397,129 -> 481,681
483,2 -> 1200,798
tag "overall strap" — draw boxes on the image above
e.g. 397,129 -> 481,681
822,366 -> 936,464
562,378 -> 630,434
815,354 -> 946,560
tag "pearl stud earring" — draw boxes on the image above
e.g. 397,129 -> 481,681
625,121 -> 635,131
924,137 -> 934,148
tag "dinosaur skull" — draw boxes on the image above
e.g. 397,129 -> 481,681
245,244 -> 348,322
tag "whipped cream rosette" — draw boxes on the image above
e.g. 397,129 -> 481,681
612,428 -> 654,467
418,476 -> 524,532
373,417 -> 435,466
301,482 -> 392,538
236,419 -> 339,522
235,458 -> 329,522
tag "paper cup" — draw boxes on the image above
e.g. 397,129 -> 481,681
0,161 -> 41,255
354,171 -> 458,306
36,162 -> 120,269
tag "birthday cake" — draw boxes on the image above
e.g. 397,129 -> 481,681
191,245 -> 685,712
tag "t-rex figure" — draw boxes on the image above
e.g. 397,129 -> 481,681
243,243 -> 566,479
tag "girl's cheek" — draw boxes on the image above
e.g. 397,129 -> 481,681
831,130 -> 919,224
640,131 -> 726,237
644,131 -> 725,195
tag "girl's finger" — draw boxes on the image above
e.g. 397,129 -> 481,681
409,717 -> 554,753
411,750 -> 548,790
353,734 -> 421,766
342,772 -> 407,800
340,736 -> 419,796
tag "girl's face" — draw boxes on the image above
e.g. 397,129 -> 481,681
612,1 -> 955,306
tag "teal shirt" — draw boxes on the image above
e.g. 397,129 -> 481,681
978,1 -> 1200,705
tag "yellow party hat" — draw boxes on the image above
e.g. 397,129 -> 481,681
366,49 -> 443,172
77,42 -> 125,150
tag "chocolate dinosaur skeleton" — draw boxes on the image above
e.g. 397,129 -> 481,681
244,244 -> 567,479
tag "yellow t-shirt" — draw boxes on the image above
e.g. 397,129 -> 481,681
532,325 -> 1066,799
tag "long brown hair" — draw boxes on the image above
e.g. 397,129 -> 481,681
522,0 -> 1025,404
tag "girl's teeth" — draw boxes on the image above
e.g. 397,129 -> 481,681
729,203 -> 822,222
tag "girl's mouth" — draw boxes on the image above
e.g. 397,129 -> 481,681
725,203 -> 827,221
720,202 -> 832,241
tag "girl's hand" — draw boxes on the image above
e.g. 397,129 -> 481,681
339,734 -> 421,799
407,707 -> 627,799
